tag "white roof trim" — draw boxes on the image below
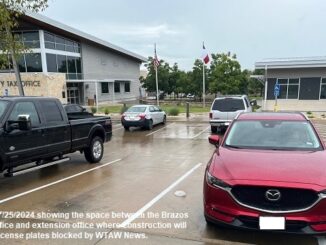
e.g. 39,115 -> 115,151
255,56 -> 326,69
25,12 -> 147,62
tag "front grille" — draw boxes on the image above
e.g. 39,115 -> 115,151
238,216 -> 308,232
231,186 -> 319,212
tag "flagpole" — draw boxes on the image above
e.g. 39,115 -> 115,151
202,41 -> 206,108
155,43 -> 159,106
203,62 -> 205,108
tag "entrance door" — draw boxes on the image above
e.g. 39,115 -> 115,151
67,86 -> 80,104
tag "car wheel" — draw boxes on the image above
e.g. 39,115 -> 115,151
124,126 -> 129,131
84,136 -> 103,163
162,116 -> 166,125
211,126 -> 217,133
147,119 -> 153,130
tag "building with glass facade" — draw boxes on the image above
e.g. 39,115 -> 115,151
0,12 -> 146,105
255,57 -> 326,111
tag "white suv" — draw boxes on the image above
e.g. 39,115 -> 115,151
209,95 -> 252,133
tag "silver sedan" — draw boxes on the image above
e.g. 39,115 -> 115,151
121,105 -> 166,130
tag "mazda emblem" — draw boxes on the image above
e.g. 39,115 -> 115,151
265,189 -> 281,202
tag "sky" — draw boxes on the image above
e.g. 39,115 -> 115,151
43,0 -> 326,71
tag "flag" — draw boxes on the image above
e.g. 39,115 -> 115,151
153,44 -> 160,68
202,43 -> 210,64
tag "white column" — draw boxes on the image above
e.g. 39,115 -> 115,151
39,30 -> 48,73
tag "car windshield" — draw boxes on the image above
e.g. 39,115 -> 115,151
224,120 -> 321,151
212,98 -> 245,112
0,101 -> 8,118
127,106 -> 146,113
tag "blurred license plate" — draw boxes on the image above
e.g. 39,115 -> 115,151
259,217 -> 285,230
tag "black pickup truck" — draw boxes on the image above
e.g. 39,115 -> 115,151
0,97 -> 112,176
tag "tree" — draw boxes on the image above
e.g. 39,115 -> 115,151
208,52 -> 246,96
189,59 -> 209,99
141,56 -> 171,96
0,0 -> 48,96
247,69 -> 264,96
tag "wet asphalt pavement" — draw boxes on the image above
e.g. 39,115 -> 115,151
0,119 -> 325,245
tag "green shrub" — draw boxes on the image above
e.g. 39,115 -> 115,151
104,107 -> 109,115
322,114 -> 326,118
307,111 -> 312,115
91,107 -> 97,114
168,107 -> 180,116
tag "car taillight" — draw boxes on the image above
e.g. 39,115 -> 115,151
138,113 -> 146,119
209,113 -> 212,119
105,119 -> 111,125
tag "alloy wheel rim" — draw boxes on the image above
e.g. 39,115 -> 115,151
93,141 -> 102,158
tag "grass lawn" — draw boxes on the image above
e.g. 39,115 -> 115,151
95,103 -> 210,114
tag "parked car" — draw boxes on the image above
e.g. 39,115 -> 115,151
209,95 -> 252,133
204,112 -> 326,234
186,94 -> 195,99
63,104 -> 93,120
0,97 -> 112,176
121,105 -> 166,130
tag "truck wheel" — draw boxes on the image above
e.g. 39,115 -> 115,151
211,126 -> 218,133
84,136 -> 103,163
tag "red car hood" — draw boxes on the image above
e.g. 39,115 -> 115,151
211,147 -> 326,189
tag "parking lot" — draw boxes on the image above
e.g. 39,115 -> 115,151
0,119 -> 325,245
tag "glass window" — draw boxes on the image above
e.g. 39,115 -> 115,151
320,78 -> 326,99
127,106 -> 146,113
101,82 -> 109,93
212,98 -> 245,112
44,32 -> 55,42
45,41 -> 55,49
57,55 -> 67,73
276,78 -> 299,99
67,56 -> 77,73
288,85 -> 299,99
76,58 -> 82,73
25,53 -> 42,72
124,81 -> 130,92
40,101 -> 63,122
279,85 -> 287,99
114,82 -> 120,93
17,55 -> 26,72
225,120 -> 321,151
9,102 -> 40,127
22,32 -> 40,48
46,53 -> 57,72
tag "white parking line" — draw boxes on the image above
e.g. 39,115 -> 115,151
191,126 -> 210,139
316,236 -> 326,245
146,123 -> 175,137
118,162 -> 202,228
0,159 -> 122,205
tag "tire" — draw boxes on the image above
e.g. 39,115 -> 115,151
211,126 -> 218,133
124,126 -> 129,131
147,119 -> 153,130
84,136 -> 104,163
162,116 -> 166,125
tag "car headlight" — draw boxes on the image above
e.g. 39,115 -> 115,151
206,172 -> 231,189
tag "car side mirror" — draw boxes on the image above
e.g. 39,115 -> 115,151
209,135 -> 220,147
82,108 -> 86,112
250,100 -> 257,107
17,114 -> 32,131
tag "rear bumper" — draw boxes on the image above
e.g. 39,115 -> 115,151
105,132 -> 112,142
204,179 -> 326,234
210,120 -> 232,127
121,118 -> 149,128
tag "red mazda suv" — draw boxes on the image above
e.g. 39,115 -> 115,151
204,112 -> 326,233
